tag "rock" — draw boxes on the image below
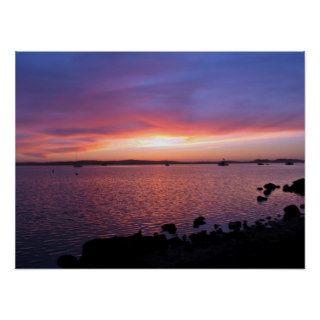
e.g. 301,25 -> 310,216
300,204 -> 305,209
262,183 -> 280,196
283,205 -> 301,221
263,189 -> 271,196
228,221 -> 242,232
133,230 -> 143,237
57,255 -> 79,268
264,183 -> 278,191
193,216 -> 206,228
282,178 -> 304,196
79,233 -> 170,267
283,184 -> 290,192
291,178 -> 305,196
243,220 -> 249,230
257,196 -> 268,202
168,236 -> 183,247
189,231 -> 208,244
257,187 -> 263,191
161,223 -> 177,234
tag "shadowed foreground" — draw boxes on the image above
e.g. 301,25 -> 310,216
58,178 -> 305,268
58,209 -> 304,269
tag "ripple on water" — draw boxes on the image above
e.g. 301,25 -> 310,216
16,164 -> 304,267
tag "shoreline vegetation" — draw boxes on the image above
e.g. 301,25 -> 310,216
16,158 -> 304,166
57,178 -> 305,269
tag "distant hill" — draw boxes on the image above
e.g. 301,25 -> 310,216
251,159 -> 304,164
16,158 -> 304,166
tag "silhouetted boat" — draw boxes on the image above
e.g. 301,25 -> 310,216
257,162 -> 264,165
218,159 -> 229,166
73,152 -> 83,167
285,162 -> 294,165
165,163 -> 170,166
73,163 -> 83,168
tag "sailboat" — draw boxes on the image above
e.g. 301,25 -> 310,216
73,162 -> 83,168
73,152 -> 83,168
218,158 -> 229,166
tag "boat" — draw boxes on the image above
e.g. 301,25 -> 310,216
73,162 -> 83,168
73,152 -> 83,167
285,162 -> 294,165
165,163 -> 170,166
257,162 -> 264,165
218,158 -> 229,166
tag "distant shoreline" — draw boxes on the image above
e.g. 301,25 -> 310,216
16,159 -> 305,166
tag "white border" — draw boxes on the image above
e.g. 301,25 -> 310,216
1,1 -> 320,320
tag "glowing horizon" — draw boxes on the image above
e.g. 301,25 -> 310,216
16,52 -> 304,162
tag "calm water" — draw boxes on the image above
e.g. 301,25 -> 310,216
16,164 -> 304,267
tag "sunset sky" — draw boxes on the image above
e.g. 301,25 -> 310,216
16,52 -> 304,162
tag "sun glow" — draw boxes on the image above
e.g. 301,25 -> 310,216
134,136 -> 187,148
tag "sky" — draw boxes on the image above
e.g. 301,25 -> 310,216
16,52 -> 304,162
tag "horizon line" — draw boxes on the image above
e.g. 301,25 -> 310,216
16,157 -> 305,164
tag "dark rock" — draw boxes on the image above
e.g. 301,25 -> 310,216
300,204 -> 305,209
282,178 -> 304,196
80,233 -> 169,267
254,220 -> 266,231
257,187 -> 263,191
214,224 -> 220,230
256,224 -> 266,231
57,255 -> 79,268
189,231 -> 208,244
283,205 -> 301,221
193,216 -> 206,228
134,230 -> 143,237
243,220 -> 249,230
283,184 -> 290,192
257,196 -> 268,202
262,183 -> 279,196
228,221 -> 242,232
161,223 -> 177,234
291,178 -> 305,196
264,183 -> 278,191
263,189 -> 271,196
168,236 -> 183,247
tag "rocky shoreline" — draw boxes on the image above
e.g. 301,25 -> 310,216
57,179 -> 305,269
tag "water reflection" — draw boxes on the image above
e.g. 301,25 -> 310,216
16,164 -> 304,267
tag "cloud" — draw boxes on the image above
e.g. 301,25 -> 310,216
16,52 -> 304,161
